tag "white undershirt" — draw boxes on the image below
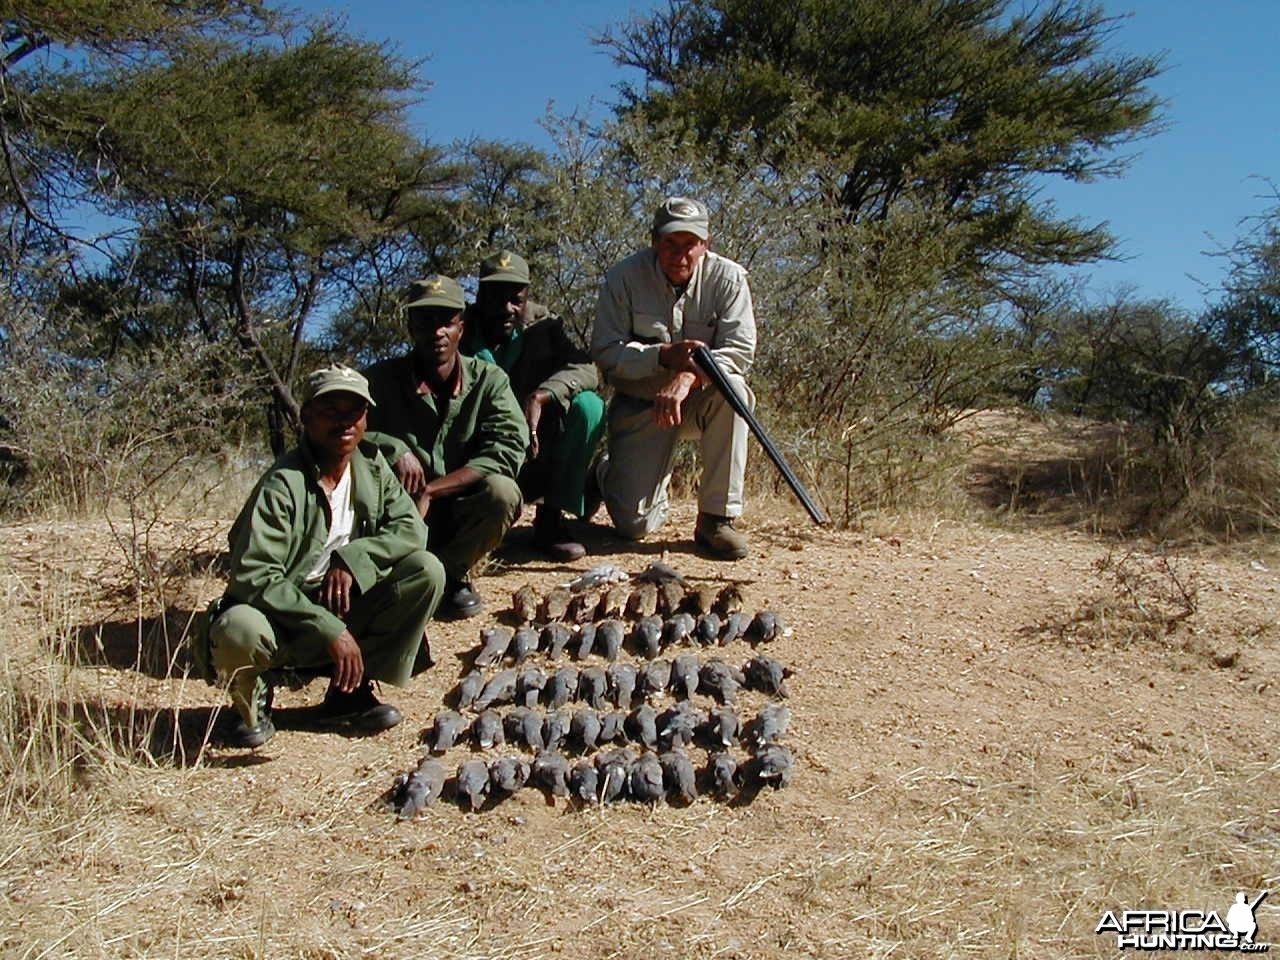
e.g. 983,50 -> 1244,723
306,464 -> 354,584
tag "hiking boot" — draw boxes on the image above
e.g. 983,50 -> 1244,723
694,513 -> 750,560
441,580 -> 484,620
319,679 -> 402,732
534,505 -> 587,562
220,678 -> 275,748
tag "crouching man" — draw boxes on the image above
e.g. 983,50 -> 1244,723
201,365 -> 445,748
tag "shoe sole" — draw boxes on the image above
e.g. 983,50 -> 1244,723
694,533 -> 749,561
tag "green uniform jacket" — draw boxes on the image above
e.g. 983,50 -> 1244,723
222,439 -> 428,651
462,302 -> 599,414
361,353 -> 528,481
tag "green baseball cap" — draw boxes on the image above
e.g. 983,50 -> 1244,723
305,364 -> 375,406
405,274 -> 465,311
479,250 -> 530,285
651,196 -> 709,240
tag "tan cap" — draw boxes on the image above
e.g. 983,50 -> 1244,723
304,364 -> 375,406
651,196 -> 709,239
479,250 -> 530,285
405,274 -> 465,311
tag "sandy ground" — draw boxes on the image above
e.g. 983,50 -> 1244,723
1,467 -> 1278,958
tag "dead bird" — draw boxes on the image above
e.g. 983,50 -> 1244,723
542,709 -> 571,752
570,707 -> 602,753
662,612 -> 697,649
705,705 -> 741,748
598,710 -> 627,744
510,626 -> 540,664
594,747 -> 635,803
625,704 -> 659,750
683,582 -> 719,616
456,759 -> 490,811
635,561 -> 688,586
548,666 -> 580,709
541,585 -> 572,624
719,610 -> 751,645
714,583 -> 746,617
569,759 -> 599,804
743,655 -> 792,698
471,709 -> 505,749
488,755 -> 532,794
745,609 -> 790,645
473,668 -> 518,711
699,658 -> 746,705
541,622 -> 573,660
425,709 -> 469,753
511,583 -> 539,625
657,580 -> 685,617
626,581 -> 659,619
504,706 -> 544,752
574,623 -> 598,660
694,612 -> 723,646
747,703 -> 792,747
454,669 -> 485,711
707,751 -> 740,800
607,662 -> 638,709
671,653 -> 701,700
393,759 -> 446,819
564,563 -> 630,591
475,626 -> 513,667
658,701 -> 704,749
640,659 -> 673,697
628,750 -> 666,805
567,586 -> 604,624
532,750 -> 571,798
577,665 -> 610,710
598,582 -> 630,620
597,619 -> 626,661
660,747 -> 698,804
633,615 -> 663,659
517,664 -> 548,708
749,743 -> 795,788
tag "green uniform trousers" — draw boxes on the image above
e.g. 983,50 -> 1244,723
521,389 -> 606,517
427,474 -> 523,583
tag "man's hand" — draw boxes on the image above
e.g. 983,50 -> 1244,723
393,450 -> 428,496
328,629 -> 364,694
658,339 -> 709,374
523,389 -> 553,459
654,371 -> 698,429
320,563 -> 357,618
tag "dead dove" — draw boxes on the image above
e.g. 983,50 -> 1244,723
574,623 -> 598,660
626,704 -> 659,750
662,612 -> 696,649
511,584 -> 539,625
541,622 -> 573,660
626,581 -> 659,619
719,610 -> 751,645
488,755 -> 531,794
745,610 -> 789,644
633,615 -> 663,659
563,563 -> 630,591
683,582 -> 718,616
510,626 -> 540,664
393,759 -> 446,818
454,669 -> 485,711
699,658 -> 745,705
635,561 -> 687,586
598,710 -> 627,744
749,744 -> 795,788
660,747 -> 698,804
504,706 -> 544,752
570,707 -> 602,753
694,612 -> 723,646
743,655 -> 792,698
641,658 -> 673,697
548,666 -> 580,709
475,626 -> 513,667
474,668 -> 518,711
597,619 -> 626,661
471,709 -> 505,749
532,751 -> 571,798
747,703 -> 792,747
456,759 -> 490,811
657,580 -> 685,616
671,653 -> 701,700
517,664 -> 548,708
542,709 -> 571,751
598,582 -> 630,620
708,751 -> 740,800
595,748 -> 635,803
578,665 -> 610,710
628,751 -> 666,805
569,759 -> 599,804
540,585 -> 572,623
714,583 -> 746,617
607,662 -> 638,709
426,709 -> 469,753
658,701 -> 704,749
568,587 -> 604,624
705,705 -> 741,748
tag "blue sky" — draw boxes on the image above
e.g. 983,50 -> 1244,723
300,0 -> 1279,313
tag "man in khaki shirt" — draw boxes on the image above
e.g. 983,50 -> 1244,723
591,197 -> 757,559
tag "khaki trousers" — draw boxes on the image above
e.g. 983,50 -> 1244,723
600,374 -> 753,539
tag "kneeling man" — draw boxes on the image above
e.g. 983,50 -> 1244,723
205,365 -> 445,748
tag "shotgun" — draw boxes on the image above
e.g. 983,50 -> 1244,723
692,346 -> 828,526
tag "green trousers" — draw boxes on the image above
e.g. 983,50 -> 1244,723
520,389 -> 606,517
427,474 -> 523,583
208,550 -> 445,726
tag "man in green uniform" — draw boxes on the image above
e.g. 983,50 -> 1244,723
463,250 -> 605,561
363,275 -> 527,618
204,365 -> 446,749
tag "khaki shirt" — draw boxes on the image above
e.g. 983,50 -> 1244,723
592,248 -> 756,400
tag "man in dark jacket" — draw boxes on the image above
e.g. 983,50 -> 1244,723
463,250 -> 604,561
205,365 -> 446,749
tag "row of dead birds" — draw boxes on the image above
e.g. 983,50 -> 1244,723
453,652 -> 792,715
473,609 -> 787,670
390,741 -> 795,818
426,699 -> 792,756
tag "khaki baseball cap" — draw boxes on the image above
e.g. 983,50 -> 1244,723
405,274 -> 465,311
305,364 -> 375,406
651,196 -> 709,239
479,250 -> 530,285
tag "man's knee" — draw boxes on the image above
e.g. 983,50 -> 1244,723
606,499 -> 667,540
208,604 -> 276,671
394,549 -> 447,603
474,473 -> 523,522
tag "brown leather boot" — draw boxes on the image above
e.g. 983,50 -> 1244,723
534,505 -> 586,561
694,513 -> 749,560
